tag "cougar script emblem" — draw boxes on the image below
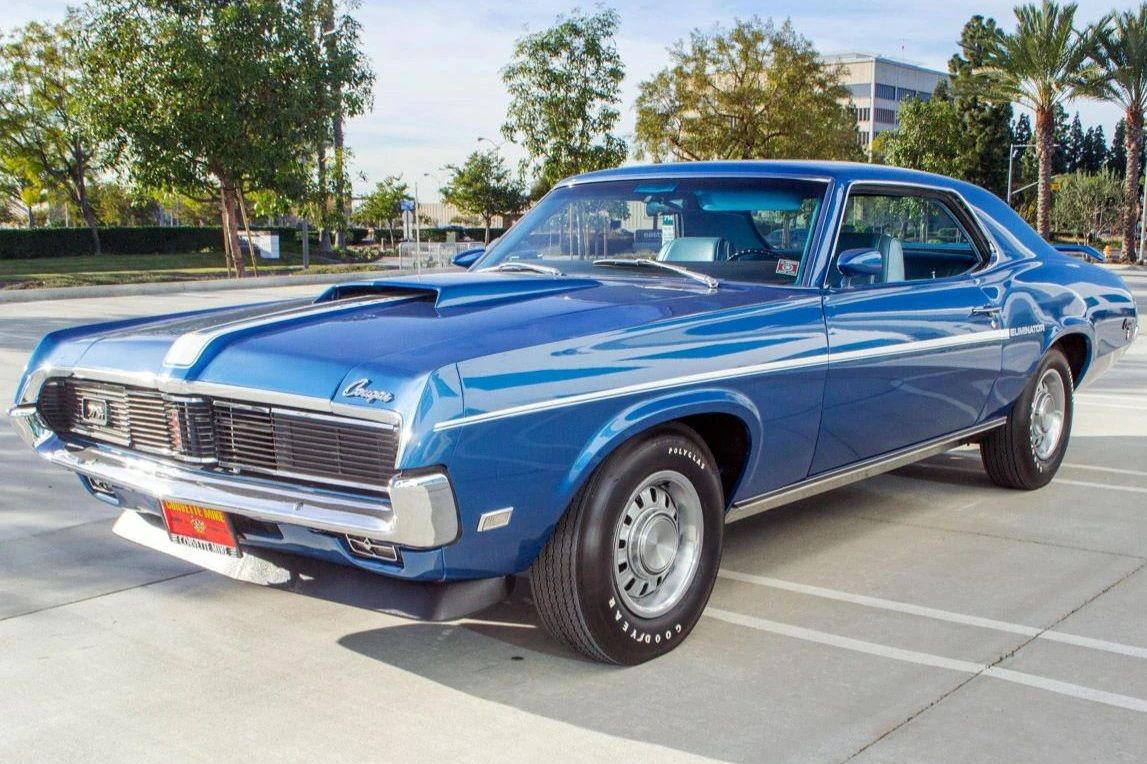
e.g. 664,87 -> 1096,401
342,378 -> 395,404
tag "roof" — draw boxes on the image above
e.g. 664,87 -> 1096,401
818,53 -> 948,78
561,160 -> 971,190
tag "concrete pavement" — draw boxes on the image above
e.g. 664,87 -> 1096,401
1,275 -> 1145,762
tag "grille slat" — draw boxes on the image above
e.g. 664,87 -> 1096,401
38,379 -> 398,492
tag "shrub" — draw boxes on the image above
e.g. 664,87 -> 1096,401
0,226 -> 302,260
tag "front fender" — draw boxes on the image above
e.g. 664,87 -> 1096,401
439,388 -> 763,579
559,386 -> 764,513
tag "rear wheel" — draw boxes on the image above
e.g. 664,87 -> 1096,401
531,426 -> 724,664
981,349 -> 1073,490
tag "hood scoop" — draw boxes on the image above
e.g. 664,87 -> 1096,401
316,274 -> 599,310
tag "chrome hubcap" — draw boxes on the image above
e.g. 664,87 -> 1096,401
613,470 -> 703,618
1030,368 -> 1067,461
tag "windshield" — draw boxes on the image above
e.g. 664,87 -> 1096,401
477,177 -> 828,284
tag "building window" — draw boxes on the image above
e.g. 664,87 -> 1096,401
855,107 -> 871,122
857,131 -> 870,147
874,107 -> 897,125
897,88 -> 917,101
845,83 -> 870,98
874,83 -> 896,100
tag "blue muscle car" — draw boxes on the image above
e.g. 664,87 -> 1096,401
9,161 -> 1139,664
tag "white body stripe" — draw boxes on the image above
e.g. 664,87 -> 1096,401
434,327 -> 1018,431
163,295 -> 409,368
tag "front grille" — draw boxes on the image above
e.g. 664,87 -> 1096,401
39,380 -> 214,460
38,378 -> 399,492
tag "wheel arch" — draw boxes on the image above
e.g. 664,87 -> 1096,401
557,388 -> 762,516
1048,328 -> 1091,388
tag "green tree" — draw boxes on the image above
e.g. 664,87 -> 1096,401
81,0 -> 372,276
313,0 -> 373,254
873,95 -> 966,176
1081,125 -> 1108,172
1064,112 -> 1086,171
501,8 -> 627,194
0,154 -> 36,226
88,180 -> 165,226
440,150 -> 528,243
1013,113 -> 1034,161
1051,169 -> 1124,240
948,15 -> 1015,196
979,1 -> 1102,239
356,176 -> 410,248
1092,5 -> 1147,261
0,20 -> 104,251
634,17 -> 860,163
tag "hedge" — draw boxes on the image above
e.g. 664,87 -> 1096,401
0,224 -> 506,259
0,226 -> 303,260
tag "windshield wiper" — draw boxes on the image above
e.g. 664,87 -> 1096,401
479,261 -> 564,277
592,258 -> 720,289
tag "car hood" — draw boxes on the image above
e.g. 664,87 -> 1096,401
47,271 -> 795,414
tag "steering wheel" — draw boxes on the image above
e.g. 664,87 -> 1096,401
729,247 -> 777,262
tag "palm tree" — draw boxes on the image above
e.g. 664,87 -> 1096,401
1092,6 -> 1147,263
980,1 -> 1101,239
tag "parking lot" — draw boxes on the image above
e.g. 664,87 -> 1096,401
1,271 -> 1145,763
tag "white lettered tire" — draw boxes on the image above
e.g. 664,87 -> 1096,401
981,348 -> 1073,490
531,425 -> 724,664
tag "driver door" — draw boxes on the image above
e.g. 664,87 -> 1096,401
810,185 -> 1004,474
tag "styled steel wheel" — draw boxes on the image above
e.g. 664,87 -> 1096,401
982,348 -> 1073,490
1029,369 -> 1067,461
612,470 -> 704,619
531,425 -> 724,664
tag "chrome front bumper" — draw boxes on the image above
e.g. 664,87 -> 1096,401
8,405 -> 459,549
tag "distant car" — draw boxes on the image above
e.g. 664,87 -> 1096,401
437,224 -> 470,239
10,161 -> 1138,664
1052,243 -> 1106,263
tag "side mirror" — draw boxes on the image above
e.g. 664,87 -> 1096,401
452,247 -> 485,269
836,248 -> 883,279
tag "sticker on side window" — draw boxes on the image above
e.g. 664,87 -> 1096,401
776,258 -> 799,277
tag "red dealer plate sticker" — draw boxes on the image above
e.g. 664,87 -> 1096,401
161,500 -> 241,558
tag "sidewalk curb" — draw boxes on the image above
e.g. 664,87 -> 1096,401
0,268 -> 416,305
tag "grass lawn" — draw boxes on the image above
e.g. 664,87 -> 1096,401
0,250 -> 395,289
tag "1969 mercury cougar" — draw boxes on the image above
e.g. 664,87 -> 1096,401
10,161 -> 1139,664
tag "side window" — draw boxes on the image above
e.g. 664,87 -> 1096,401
830,191 -> 985,288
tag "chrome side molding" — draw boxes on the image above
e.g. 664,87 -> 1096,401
726,418 -> 1007,524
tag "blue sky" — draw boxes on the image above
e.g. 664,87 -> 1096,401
0,0 -> 1135,198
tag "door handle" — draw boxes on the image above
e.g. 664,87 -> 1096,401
970,305 -> 1002,317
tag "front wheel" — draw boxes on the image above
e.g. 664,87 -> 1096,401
981,348 -> 1073,489
531,426 -> 724,664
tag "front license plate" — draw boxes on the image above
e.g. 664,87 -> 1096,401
161,500 -> 241,558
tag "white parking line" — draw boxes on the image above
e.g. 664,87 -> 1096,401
1062,463 -> 1147,479
1055,479 -> 1147,495
1074,400 -> 1147,412
717,569 -> 1147,660
705,608 -> 1147,713
1076,392 -> 1147,401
